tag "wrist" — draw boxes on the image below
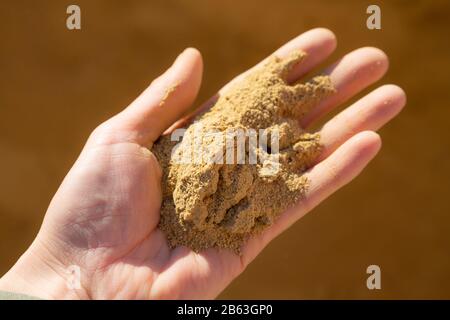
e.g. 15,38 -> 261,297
0,239 -> 89,300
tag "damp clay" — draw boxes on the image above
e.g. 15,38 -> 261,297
152,50 -> 335,253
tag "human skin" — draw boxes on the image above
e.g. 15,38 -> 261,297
0,28 -> 405,299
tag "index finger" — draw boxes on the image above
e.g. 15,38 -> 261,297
166,28 -> 337,132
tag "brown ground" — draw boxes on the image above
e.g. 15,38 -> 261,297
0,0 -> 449,299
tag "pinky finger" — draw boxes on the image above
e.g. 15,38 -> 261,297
251,131 -> 381,254
302,131 -> 382,214
242,131 -> 382,263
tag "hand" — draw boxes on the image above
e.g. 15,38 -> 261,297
0,28 -> 405,299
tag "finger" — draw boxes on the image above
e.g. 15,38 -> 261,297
301,47 -> 389,128
95,48 -> 203,146
316,84 -> 406,162
280,131 -> 381,237
242,131 -> 382,265
166,28 -> 337,132
230,27 -> 338,86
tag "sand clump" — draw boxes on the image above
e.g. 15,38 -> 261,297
152,50 -> 335,253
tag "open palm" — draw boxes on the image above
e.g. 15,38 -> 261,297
0,28 -> 405,299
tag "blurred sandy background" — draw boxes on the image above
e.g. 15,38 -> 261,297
0,0 -> 449,299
